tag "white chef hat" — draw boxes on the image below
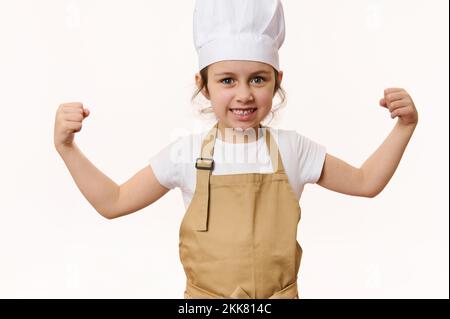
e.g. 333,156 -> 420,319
193,0 -> 286,72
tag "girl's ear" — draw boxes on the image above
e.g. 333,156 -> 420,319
202,89 -> 210,100
195,73 -> 202,85
273,70 -> 283,97
195,73 -> 210,100
277,70 -> 284,85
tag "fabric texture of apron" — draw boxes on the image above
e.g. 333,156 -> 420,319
179,122 -> 302,299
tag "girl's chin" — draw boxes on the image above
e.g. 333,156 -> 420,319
226,120 -> 259,131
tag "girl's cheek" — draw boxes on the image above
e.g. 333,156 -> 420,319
211,99 -> 230,113
256,92 -> 273,105
216,95 -> 235,107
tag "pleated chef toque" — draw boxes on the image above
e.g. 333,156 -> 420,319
193,0 -> 286,71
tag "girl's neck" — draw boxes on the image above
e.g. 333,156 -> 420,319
217,122 -> 262,144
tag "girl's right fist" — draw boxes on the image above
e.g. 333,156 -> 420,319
54,102 -> 90,150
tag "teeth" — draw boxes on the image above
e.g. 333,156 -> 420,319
231,109 -> 255,115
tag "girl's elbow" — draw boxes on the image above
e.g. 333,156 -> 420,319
360,173 -> 385,198
102,213 -> 116,220
96,207 -> 118,220
365,191 -> 378,198
364,187 -> 384,198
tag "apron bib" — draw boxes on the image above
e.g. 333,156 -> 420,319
179,122 -> 302,299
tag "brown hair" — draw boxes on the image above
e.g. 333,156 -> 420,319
191,66 -> 287,125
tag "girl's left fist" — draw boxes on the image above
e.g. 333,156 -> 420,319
379,88 -> 418,126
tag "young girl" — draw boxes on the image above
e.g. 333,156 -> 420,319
53,0 -> 418,299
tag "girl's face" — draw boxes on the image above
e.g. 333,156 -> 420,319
196,60 -> 283,134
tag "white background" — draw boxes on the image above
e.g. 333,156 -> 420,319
0,0 -> 448,298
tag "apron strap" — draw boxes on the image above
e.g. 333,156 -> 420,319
193,123 -> 219,231
261,125 -> 285,174
193,122 -> 285,231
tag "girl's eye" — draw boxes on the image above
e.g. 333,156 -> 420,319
251,76 -> 265,84
221,78 -> 234,85
220,77 -> 265,85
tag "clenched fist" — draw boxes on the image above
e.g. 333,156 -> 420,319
54,102 -> 90,150
379,88 -> 418,126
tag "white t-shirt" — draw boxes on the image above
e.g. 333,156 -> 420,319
149,127 -> 327,209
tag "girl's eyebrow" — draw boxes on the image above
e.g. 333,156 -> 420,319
214,70 -> 271,77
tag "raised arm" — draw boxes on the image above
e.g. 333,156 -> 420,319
54,103 -> 169,219
317,88 -> 418,198
112,165 -> 170,219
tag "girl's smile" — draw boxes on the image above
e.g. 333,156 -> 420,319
229,107 -> 258,121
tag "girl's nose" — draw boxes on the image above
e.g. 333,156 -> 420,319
236,85 -> 255,104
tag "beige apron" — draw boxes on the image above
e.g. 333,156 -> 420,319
179,122 -> 302,299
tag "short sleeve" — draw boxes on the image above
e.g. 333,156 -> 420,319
296,133 -> 327,185
149,137 -> 183,190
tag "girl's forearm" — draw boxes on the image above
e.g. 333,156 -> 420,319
360,121 -> 417,197
56,143 -> 119,218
